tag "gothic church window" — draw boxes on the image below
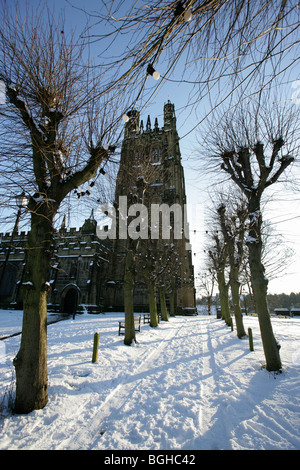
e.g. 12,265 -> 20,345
135,148 -> 144,163
151,146 -> 161,163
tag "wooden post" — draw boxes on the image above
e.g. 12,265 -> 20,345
248,327 -> 254,351
92,332 -> 99,363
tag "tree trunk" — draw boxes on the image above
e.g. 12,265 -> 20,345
217,270 -> 231,326
123,249 -> 136,345
248,241 -> 282,371
247,197 -> 282,371
13,211 -> 54,413
230,267 -> 246,338
160,288 -> 169,321
207,295 -> 212,315
147,279 -> 159,327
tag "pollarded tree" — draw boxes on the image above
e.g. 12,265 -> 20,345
206,99 -> 299,371
197,270 -> 215,316
0,5 -> 121,413
114,135 -> 163,342
217,195 -> 248,338
205,230 -> 231,326
139,241 -> 160,327
155,240 -> 179,322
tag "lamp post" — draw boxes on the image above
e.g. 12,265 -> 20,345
0,191 -> 28,299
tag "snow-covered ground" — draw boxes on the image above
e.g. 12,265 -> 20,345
0,307 -> 299,450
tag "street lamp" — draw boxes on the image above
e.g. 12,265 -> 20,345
16,191 -> 28,209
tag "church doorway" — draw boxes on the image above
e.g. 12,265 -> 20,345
61,285 -> 80,318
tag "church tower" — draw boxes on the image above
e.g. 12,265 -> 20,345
106,101 -> 196,314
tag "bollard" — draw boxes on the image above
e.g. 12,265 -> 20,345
92,332 -> 99,363
248,327 -> 254,351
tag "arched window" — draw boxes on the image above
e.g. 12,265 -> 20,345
135,148 -> 144,163
151,146 -> 161,163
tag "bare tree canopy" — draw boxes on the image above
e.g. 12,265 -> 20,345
0,2 -> 124,226
204,97 -> 300,195
0,2 -> 125,414
80,0 -> 300,129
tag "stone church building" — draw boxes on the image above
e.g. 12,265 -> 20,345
0,102 -> 196,315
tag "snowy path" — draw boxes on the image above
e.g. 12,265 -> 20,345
0,311 -> 300,450
56,316 -> 201,450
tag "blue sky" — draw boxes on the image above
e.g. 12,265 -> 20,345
2,0 -> 300,295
